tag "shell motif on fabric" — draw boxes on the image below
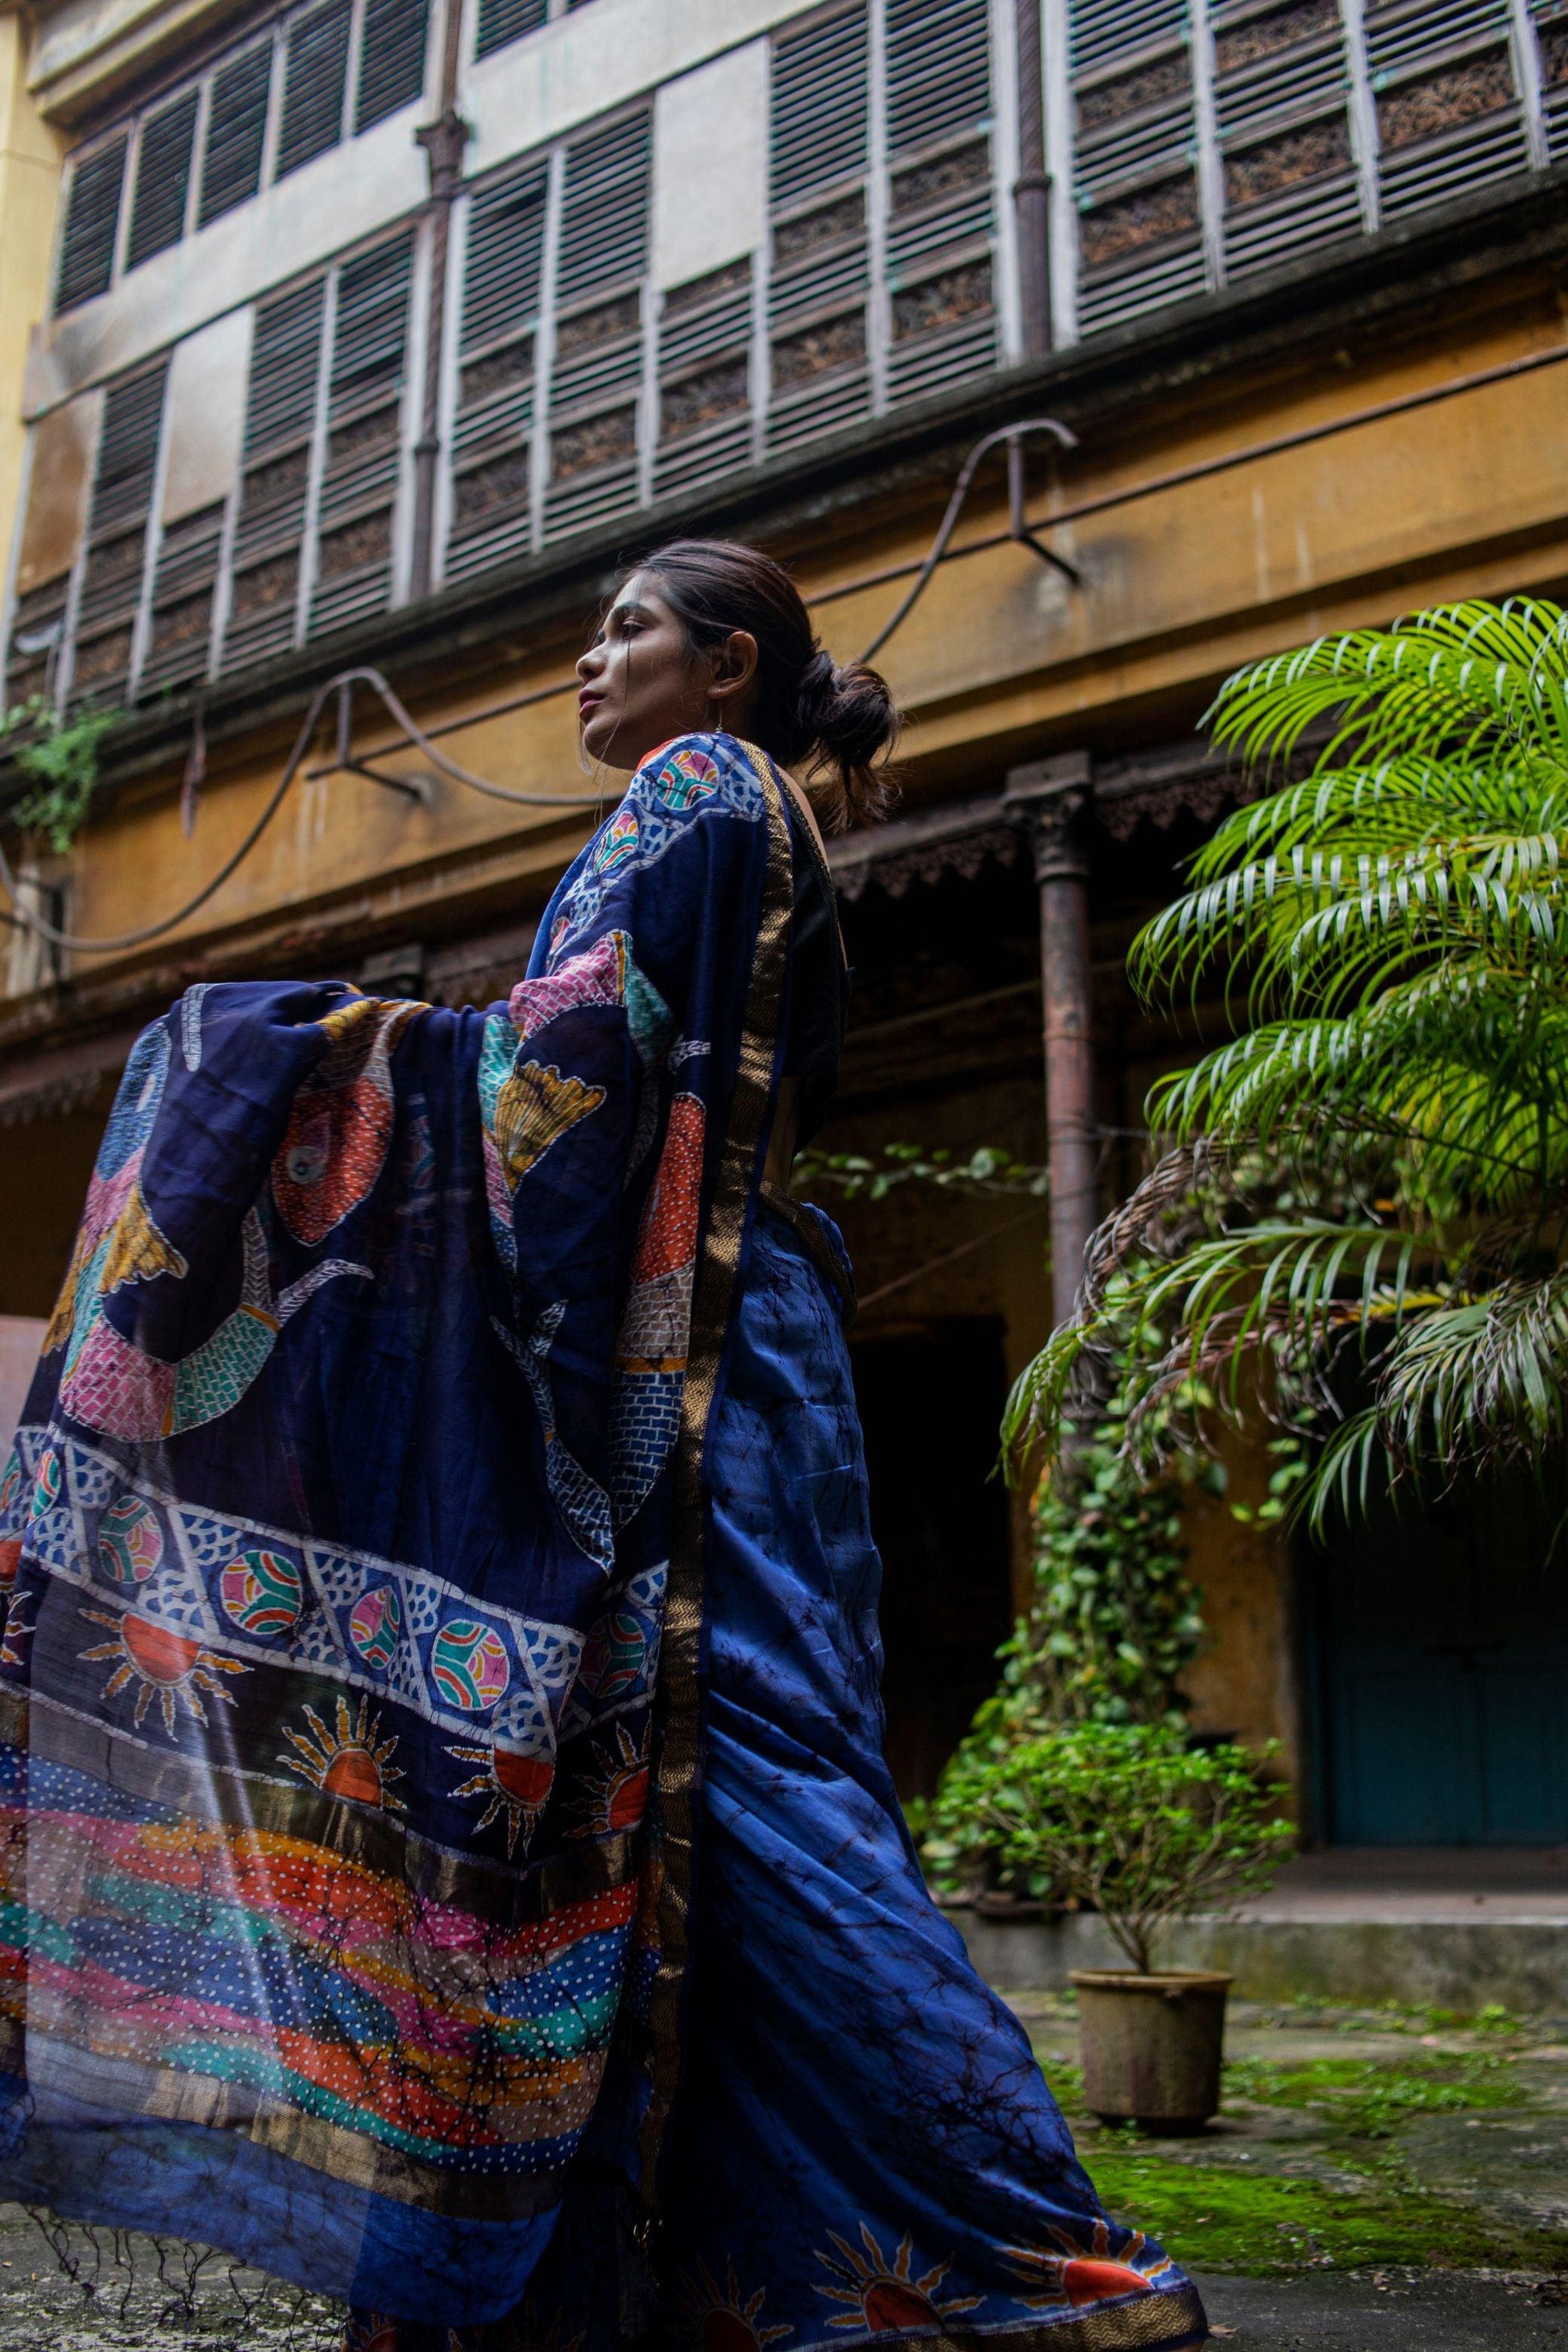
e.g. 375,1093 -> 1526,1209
492,1062 -> 607,1193
272,995 -> 425,1247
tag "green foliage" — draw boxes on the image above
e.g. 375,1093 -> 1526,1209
3,696 -> 118,853
1222,2051 -> 1522,2135
794,1139 -> 1047,1200
952,1719 -> 1294,1972
1006,598 -> 1568,1526
919,1354 -> 1215,1902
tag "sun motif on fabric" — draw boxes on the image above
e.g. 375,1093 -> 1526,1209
281,1696 -> 406,1811
815,2225 -> 982,2333
447,1736 -> 555,1856
678,2259 -> 792,2352
566,1721 -> 649,1839
80,1607 -> 247,1734
1004,2221 -> 1172,2309
493,1061 -> 606,1192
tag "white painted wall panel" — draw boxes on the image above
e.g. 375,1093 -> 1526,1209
161,304 -> 251,519
651,41 -> 767,291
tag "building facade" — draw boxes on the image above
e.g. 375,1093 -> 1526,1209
2,0 -> 1567,1839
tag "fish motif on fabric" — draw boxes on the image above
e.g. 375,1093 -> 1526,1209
272,995 -> 425,1247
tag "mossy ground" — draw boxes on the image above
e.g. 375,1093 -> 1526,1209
1015,1993 -> 1568,2278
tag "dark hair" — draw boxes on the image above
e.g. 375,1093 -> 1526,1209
631,537 -> 900,832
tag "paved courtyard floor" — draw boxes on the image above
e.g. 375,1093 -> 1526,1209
3,1997 -> 1568,2346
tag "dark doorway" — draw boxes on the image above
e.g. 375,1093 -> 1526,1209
851,1318 -> 1014,1800
1314,1466 -> 1568,1844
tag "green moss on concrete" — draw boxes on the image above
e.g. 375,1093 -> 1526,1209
1048,2039 -> 1566,2275
1087,2147 -> 1568,2276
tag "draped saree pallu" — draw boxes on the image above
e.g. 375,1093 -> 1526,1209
0,732 -> 1205,2352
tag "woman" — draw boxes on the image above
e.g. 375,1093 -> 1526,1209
0,542 -> 1205,2352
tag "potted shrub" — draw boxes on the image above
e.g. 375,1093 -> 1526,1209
978,1720 -> 1295,2130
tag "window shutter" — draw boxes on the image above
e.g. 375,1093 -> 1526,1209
1214,0 -> 1358,280
772,5 -> 868,206
653,260 -> 754,503
1368,0 -> 1524,219
1068,0 -> 1205,334
545,114 -> 649,541
226,280 -> 325,670
276,0 -> 352,180
1537,0 -> 1568,162
475,0 -> 546,62
886,0 -> 990,154
446,164 -> 547,583
356,0 -> 430,131
142,501 -> 225,695
313,232 -> 413,636
56,136 -> 128,313
73,362 -> 168,704
884,0 -> 997,407
127,90 -> 200,272
556,112 -> 650,305
769,6 -> 870,455
199,41 -> 273,225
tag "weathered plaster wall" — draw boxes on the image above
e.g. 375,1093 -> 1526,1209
26,277 -> 1568,993
0,18 -> 63,569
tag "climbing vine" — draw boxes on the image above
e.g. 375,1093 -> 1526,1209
2,697 -> 119,854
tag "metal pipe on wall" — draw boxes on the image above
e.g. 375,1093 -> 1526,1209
408,0 -> 471,604
1005,756 -> 1095,1329
1013,0 -> 1052,359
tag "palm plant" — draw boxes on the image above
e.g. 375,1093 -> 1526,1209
1005,597 -> 1568,1527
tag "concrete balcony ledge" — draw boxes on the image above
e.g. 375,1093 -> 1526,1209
951,1851 -> 1568,2016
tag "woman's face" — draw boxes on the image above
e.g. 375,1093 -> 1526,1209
576,573 -> 757,772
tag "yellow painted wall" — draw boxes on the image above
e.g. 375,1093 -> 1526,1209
22,276 -> 1568,1002
0,16 -> 62,586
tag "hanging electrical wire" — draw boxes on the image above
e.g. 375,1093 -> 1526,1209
0,417 -> 1081,959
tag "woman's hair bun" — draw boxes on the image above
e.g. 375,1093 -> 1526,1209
794,655 -> 900,830
632,537 -> 901,834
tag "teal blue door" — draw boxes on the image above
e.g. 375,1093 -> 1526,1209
1317,1471 -> 1568,1844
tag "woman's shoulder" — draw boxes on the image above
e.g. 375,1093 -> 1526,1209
628,731 -> 771,814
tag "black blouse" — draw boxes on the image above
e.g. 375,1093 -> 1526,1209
782,802 -> 850,1147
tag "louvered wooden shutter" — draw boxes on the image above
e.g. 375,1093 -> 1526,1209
769,6 -> 870,456
1068,0 -> 1204,334
56,136 -> 128,313
1537,0 -> 1568,161
475,0 -> 545,61
356,0 -> 430,131
1367,0 -> 1524,219
1214,0 -> 1358,280
556,113 -> 650,305
126,90 -> 200,272
142,502 -> 225,695
546,113 -> 649,541
654,261 -> 753,503
446,164 -> 547,583
226,281 -> 325,670
313,233 -> 413,635
276,0 -> 352,180
884,0 -> 996,406
199,41 -> 273,224
72,363 -> 168,703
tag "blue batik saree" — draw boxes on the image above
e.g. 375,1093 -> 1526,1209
0,732 -> 1206,2351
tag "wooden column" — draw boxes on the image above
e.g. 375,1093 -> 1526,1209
1005,755 -> 1095,1329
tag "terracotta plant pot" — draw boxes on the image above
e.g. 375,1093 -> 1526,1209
1069,1968 -> 1232,2133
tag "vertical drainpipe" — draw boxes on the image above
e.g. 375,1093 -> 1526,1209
409,0 -> 471,604
1014,0 -> 1052,359
1004,754 -> 1095,1331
